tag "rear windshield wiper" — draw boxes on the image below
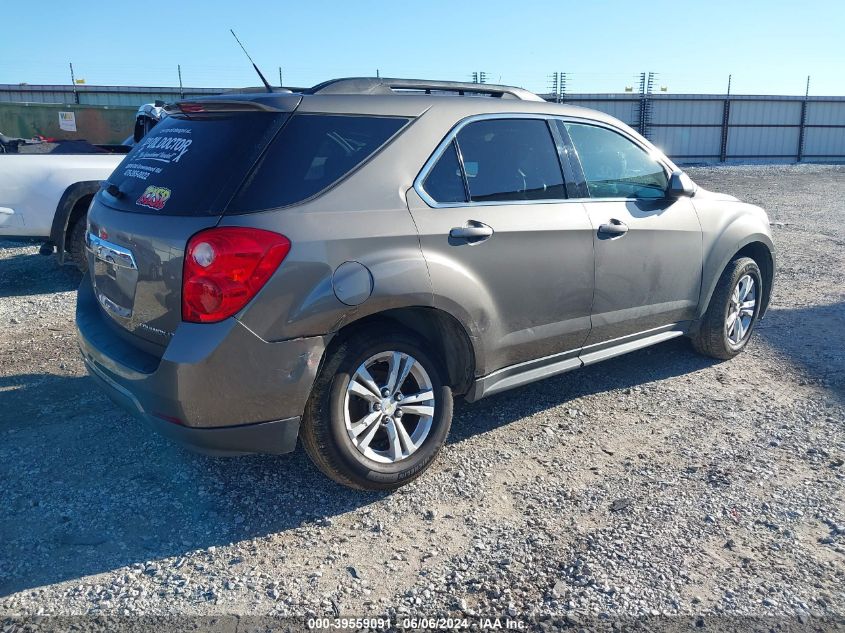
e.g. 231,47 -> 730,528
103,181 -> 124,199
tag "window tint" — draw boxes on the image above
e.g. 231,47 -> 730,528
455,119 -> 566,202
230,114 -> 409,212
104,112 -> 288,215
422,141 -> 466,203
564,122 -> 668,199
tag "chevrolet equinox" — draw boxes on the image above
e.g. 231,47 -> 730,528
77,78 -> 776,490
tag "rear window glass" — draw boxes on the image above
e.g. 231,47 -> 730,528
102,112 -> 288,215
228,114 -> 409,212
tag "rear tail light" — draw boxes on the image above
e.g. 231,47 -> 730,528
182,227 -> 291,323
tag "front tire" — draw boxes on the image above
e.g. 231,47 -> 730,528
691,256 -> 762,360
301,328 -> 453,490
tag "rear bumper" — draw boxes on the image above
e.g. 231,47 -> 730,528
76,278 -> 326,455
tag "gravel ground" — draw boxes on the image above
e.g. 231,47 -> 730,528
0,165 -> 843,626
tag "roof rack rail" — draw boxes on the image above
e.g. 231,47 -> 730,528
306,77 -> 544,102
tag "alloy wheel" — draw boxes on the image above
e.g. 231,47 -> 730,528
726,274 -> 757,346
343,351 -> 436,464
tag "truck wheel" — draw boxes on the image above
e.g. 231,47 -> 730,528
66,217 -> 88,273
301,328 -> 453,490
691,257 -> 762,360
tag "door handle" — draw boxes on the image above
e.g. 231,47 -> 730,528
449,221 -> 494,243
598,219 -> 629,236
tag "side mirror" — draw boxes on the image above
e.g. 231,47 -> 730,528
667,170 -> 697,197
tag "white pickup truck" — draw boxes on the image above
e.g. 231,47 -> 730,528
0,143 -> 126,269
0,103 -> 165,271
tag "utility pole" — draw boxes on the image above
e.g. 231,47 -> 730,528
637,71 -> 655,139
376,69 -> 380,78
720,74 -> 732,163
279,67 -> 283,87
178,64 -> 184,99
798,75 -> 811,162
69,62 -> 79,104
548,72 -> 567,103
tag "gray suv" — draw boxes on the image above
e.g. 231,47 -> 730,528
76,78 -> 775,490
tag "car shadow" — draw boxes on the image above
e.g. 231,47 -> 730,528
754,301 -> 845,402
449,300 -> 845,445
0,249 -> 82,298
0,372 -> 389,597
0,336 -> 720,597
448,336 -> 719,443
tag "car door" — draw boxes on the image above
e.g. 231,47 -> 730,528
557,120 -> 703,348
406,115 -> 595,376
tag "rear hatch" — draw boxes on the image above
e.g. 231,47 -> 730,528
86,94 -> 300,350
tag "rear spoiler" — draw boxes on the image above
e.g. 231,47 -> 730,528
164,100 -> 283,114
165,93 -> 302,116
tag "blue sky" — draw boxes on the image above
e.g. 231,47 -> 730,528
1,0 -> 842,95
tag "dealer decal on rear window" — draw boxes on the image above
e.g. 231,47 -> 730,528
135,128 -> 193,164
136,186 -> 172,211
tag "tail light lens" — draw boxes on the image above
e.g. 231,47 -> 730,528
182,227 -> 291,323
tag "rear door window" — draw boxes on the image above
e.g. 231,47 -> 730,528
229,114 -> 410,212
421,141 -> 467,203
102,112 -> 288,215
455,118 -> 566,203
563,122 -> 668,199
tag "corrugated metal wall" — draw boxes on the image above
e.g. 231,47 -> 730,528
558,93 -> 845,164
0,84 -> 224,107
3,84 -> 844,163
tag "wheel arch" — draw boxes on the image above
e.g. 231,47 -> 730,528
49,181 -> 100,264
321,306 -> 477,396
698,237 -> 775,323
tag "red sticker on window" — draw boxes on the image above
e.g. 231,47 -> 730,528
136,186 -> 172,211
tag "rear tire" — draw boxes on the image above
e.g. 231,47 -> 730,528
301,328 -> 453,490
691,257 -> 762,360
66,217 -> 88,273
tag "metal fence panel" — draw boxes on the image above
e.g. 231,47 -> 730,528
651,99 -> 724,125
805,101 -> 845,125
3,84 -> 844,163
0,84 -> 224,107
650,126 -> 722,158
729,99 -> 803,125
802,127 -> 845,158
567,99 -> 639,126
0,88 -> 71,103
727,126 -> 801,158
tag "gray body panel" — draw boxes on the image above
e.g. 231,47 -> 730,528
581,196 -> 702,344
76,80 -> 775,455
406,188 -> 594,375
77,279 -> 324,435
691,189 -> 776,319
86,205 -> 217,350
